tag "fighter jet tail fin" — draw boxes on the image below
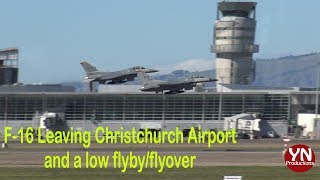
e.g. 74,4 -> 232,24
80,61 -> 99,74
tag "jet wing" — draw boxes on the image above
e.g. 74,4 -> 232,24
96,71 -> 137,84
154,82 -> 193,93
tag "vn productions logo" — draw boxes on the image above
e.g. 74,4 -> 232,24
284,144 -> 316,172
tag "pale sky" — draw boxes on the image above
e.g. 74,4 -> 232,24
0,0 -> 319,83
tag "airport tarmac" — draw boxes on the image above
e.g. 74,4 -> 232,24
0,139 -> 319,167
1,151 -> 318,167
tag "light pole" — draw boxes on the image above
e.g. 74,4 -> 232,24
218,77 -> 225,131
315,71 -> 320,139
316,71 -> 319,118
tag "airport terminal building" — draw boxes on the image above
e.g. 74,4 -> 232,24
0,92 -> 290,122
0,88 -> 317,137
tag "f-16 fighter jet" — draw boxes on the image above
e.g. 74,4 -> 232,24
80,61 -> 158,91
138,73 -> 217,94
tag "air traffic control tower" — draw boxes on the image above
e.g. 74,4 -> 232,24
212,1 -> 259,85
0,48 -> 19,85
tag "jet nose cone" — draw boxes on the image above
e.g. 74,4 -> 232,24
145,69 -> 158,73
209,78 -> 217,82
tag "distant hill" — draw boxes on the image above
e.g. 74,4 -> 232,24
254,53 -> 320,87
153,53 -> 320,87
62,53 -> 320,91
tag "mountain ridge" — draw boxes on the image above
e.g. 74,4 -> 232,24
62,53 -> 320,91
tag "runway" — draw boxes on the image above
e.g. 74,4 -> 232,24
0,139 -> 319,167
0,149 -> 319,167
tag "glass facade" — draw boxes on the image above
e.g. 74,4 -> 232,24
0,93 -> 290,122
